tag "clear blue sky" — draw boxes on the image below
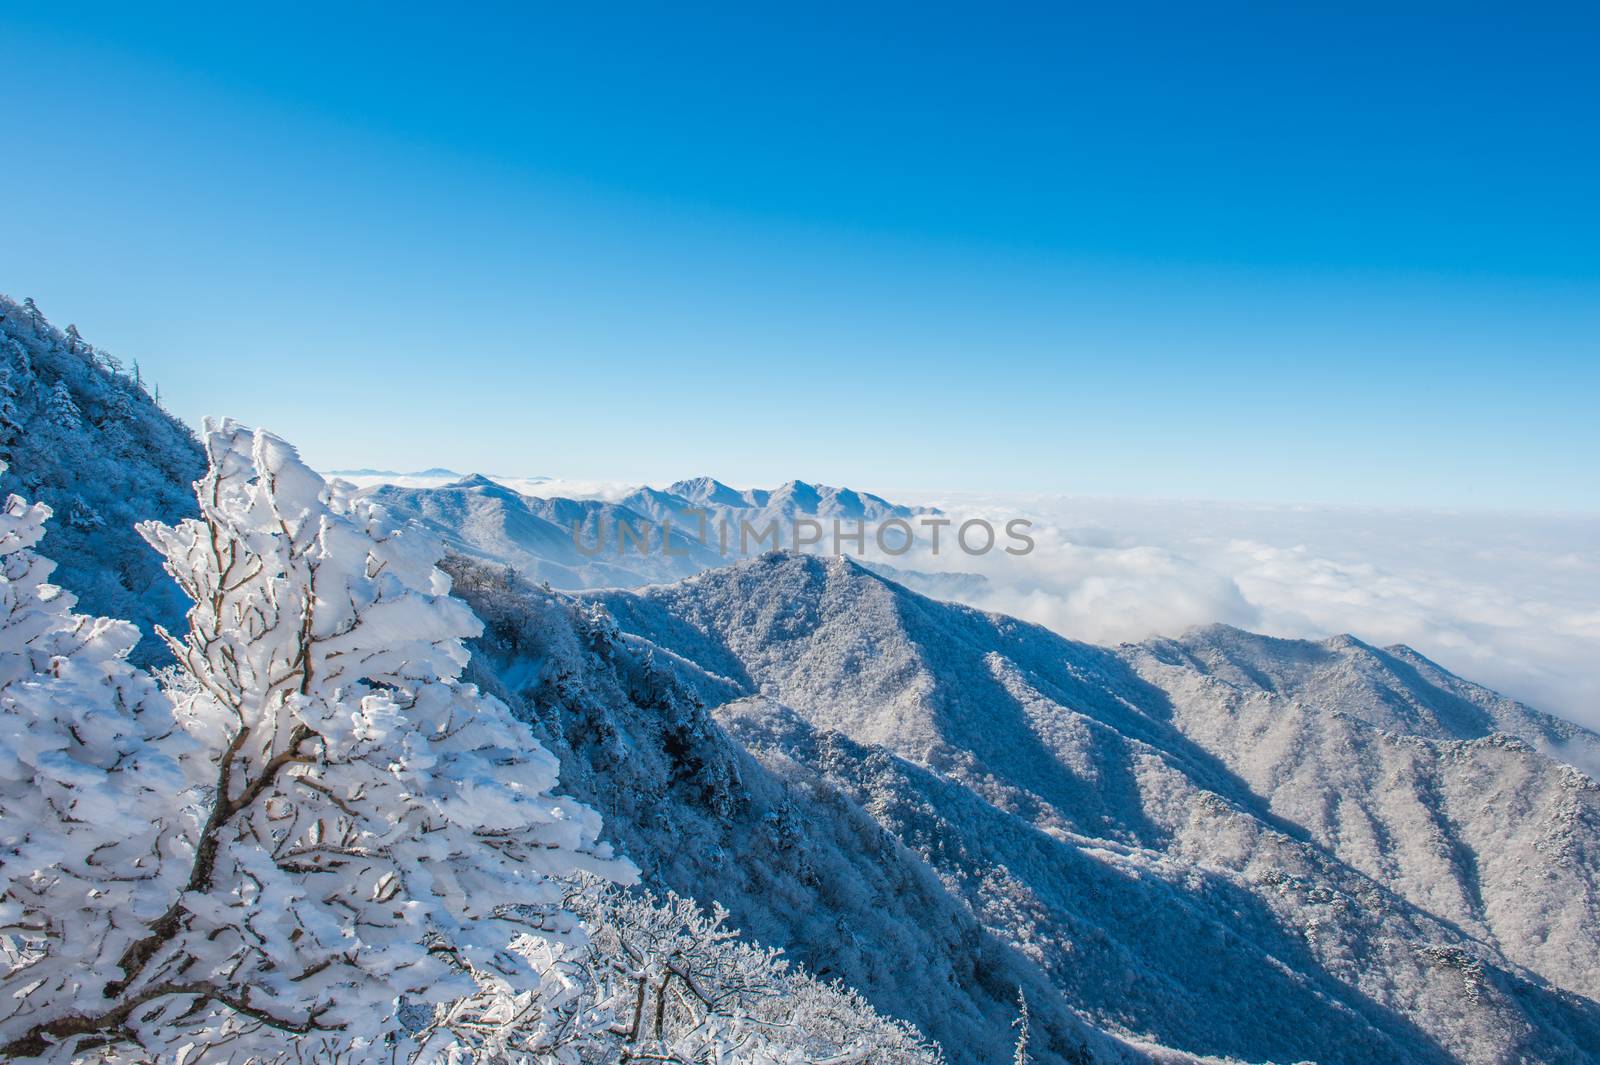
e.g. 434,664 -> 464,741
3,3 -> 1597,508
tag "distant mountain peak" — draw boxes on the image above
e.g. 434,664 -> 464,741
667,476 -> 750,507
659,476 -> 932,520
444,472 -> 504,490
771,479 -> 823,504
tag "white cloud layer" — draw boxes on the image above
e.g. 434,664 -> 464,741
897,493 -> 1600,731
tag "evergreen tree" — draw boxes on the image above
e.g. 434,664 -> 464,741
43,380 -> 79,431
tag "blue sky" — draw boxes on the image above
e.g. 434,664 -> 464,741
3,3 -> 1597,508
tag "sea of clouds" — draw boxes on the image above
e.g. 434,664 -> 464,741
900,492 -> 1600,730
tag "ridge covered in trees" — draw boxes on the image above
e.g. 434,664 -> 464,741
0,296 -> 204,663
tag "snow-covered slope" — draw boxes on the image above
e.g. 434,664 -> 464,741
1125,625 -> 1600,1006
1131,624 -> 1600,778
0,295 -> 203,661
443,559 -> 1108,1064
591,552 -> 1600,1065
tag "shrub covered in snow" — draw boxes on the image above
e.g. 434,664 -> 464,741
0,463 -> 189,1059
434,882 -> 945,1064
1,425 -> 632,1062
572,884 -> 944,1063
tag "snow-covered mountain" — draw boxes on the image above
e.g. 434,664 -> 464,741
444,560 -> 1106,1063
651,476 -> 932,523
590,552 -> 1600,1065
623,476 -> 936,554
364,474 -> 723,588
0,295 -> 202,662
325,466 -> 467,478
1126,626 -> 1600,1005
362,473 -> 941,591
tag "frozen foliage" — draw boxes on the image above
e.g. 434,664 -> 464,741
1,424 -> 631,1062
428,882 -> 946,1064
559,884 -> 944,1063
595,552 -> 1600,1065
0,463 -> 188,1058
0,295 -> 204,663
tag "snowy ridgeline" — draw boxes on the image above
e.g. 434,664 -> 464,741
0,426 -> 944,1064
359,470 -> 966,596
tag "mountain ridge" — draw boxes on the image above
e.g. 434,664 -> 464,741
589,551 -> 1600,1065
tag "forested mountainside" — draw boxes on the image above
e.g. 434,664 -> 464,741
0,295 -> 202,661
592,552 -> 1600,1065
1132,623 -> 1600,780
444,559 -> 1108,1064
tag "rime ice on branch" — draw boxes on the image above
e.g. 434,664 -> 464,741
0,465 -> 186,1058
1,425 -> 632,1062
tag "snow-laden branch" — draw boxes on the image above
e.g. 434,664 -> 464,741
1,425 -> 634,1062
438,882 -> 945,1064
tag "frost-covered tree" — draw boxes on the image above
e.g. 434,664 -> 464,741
422,882 -> 944,1062
0,466 -> 187,1060
99,379 -> 135,425
42,381 -> 79,432
20,298 -> 44,333
62,494 -> 104,532
564,885 -> 944,1064
1,423 -> 632,1061
1012,988 -> 1031,1065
